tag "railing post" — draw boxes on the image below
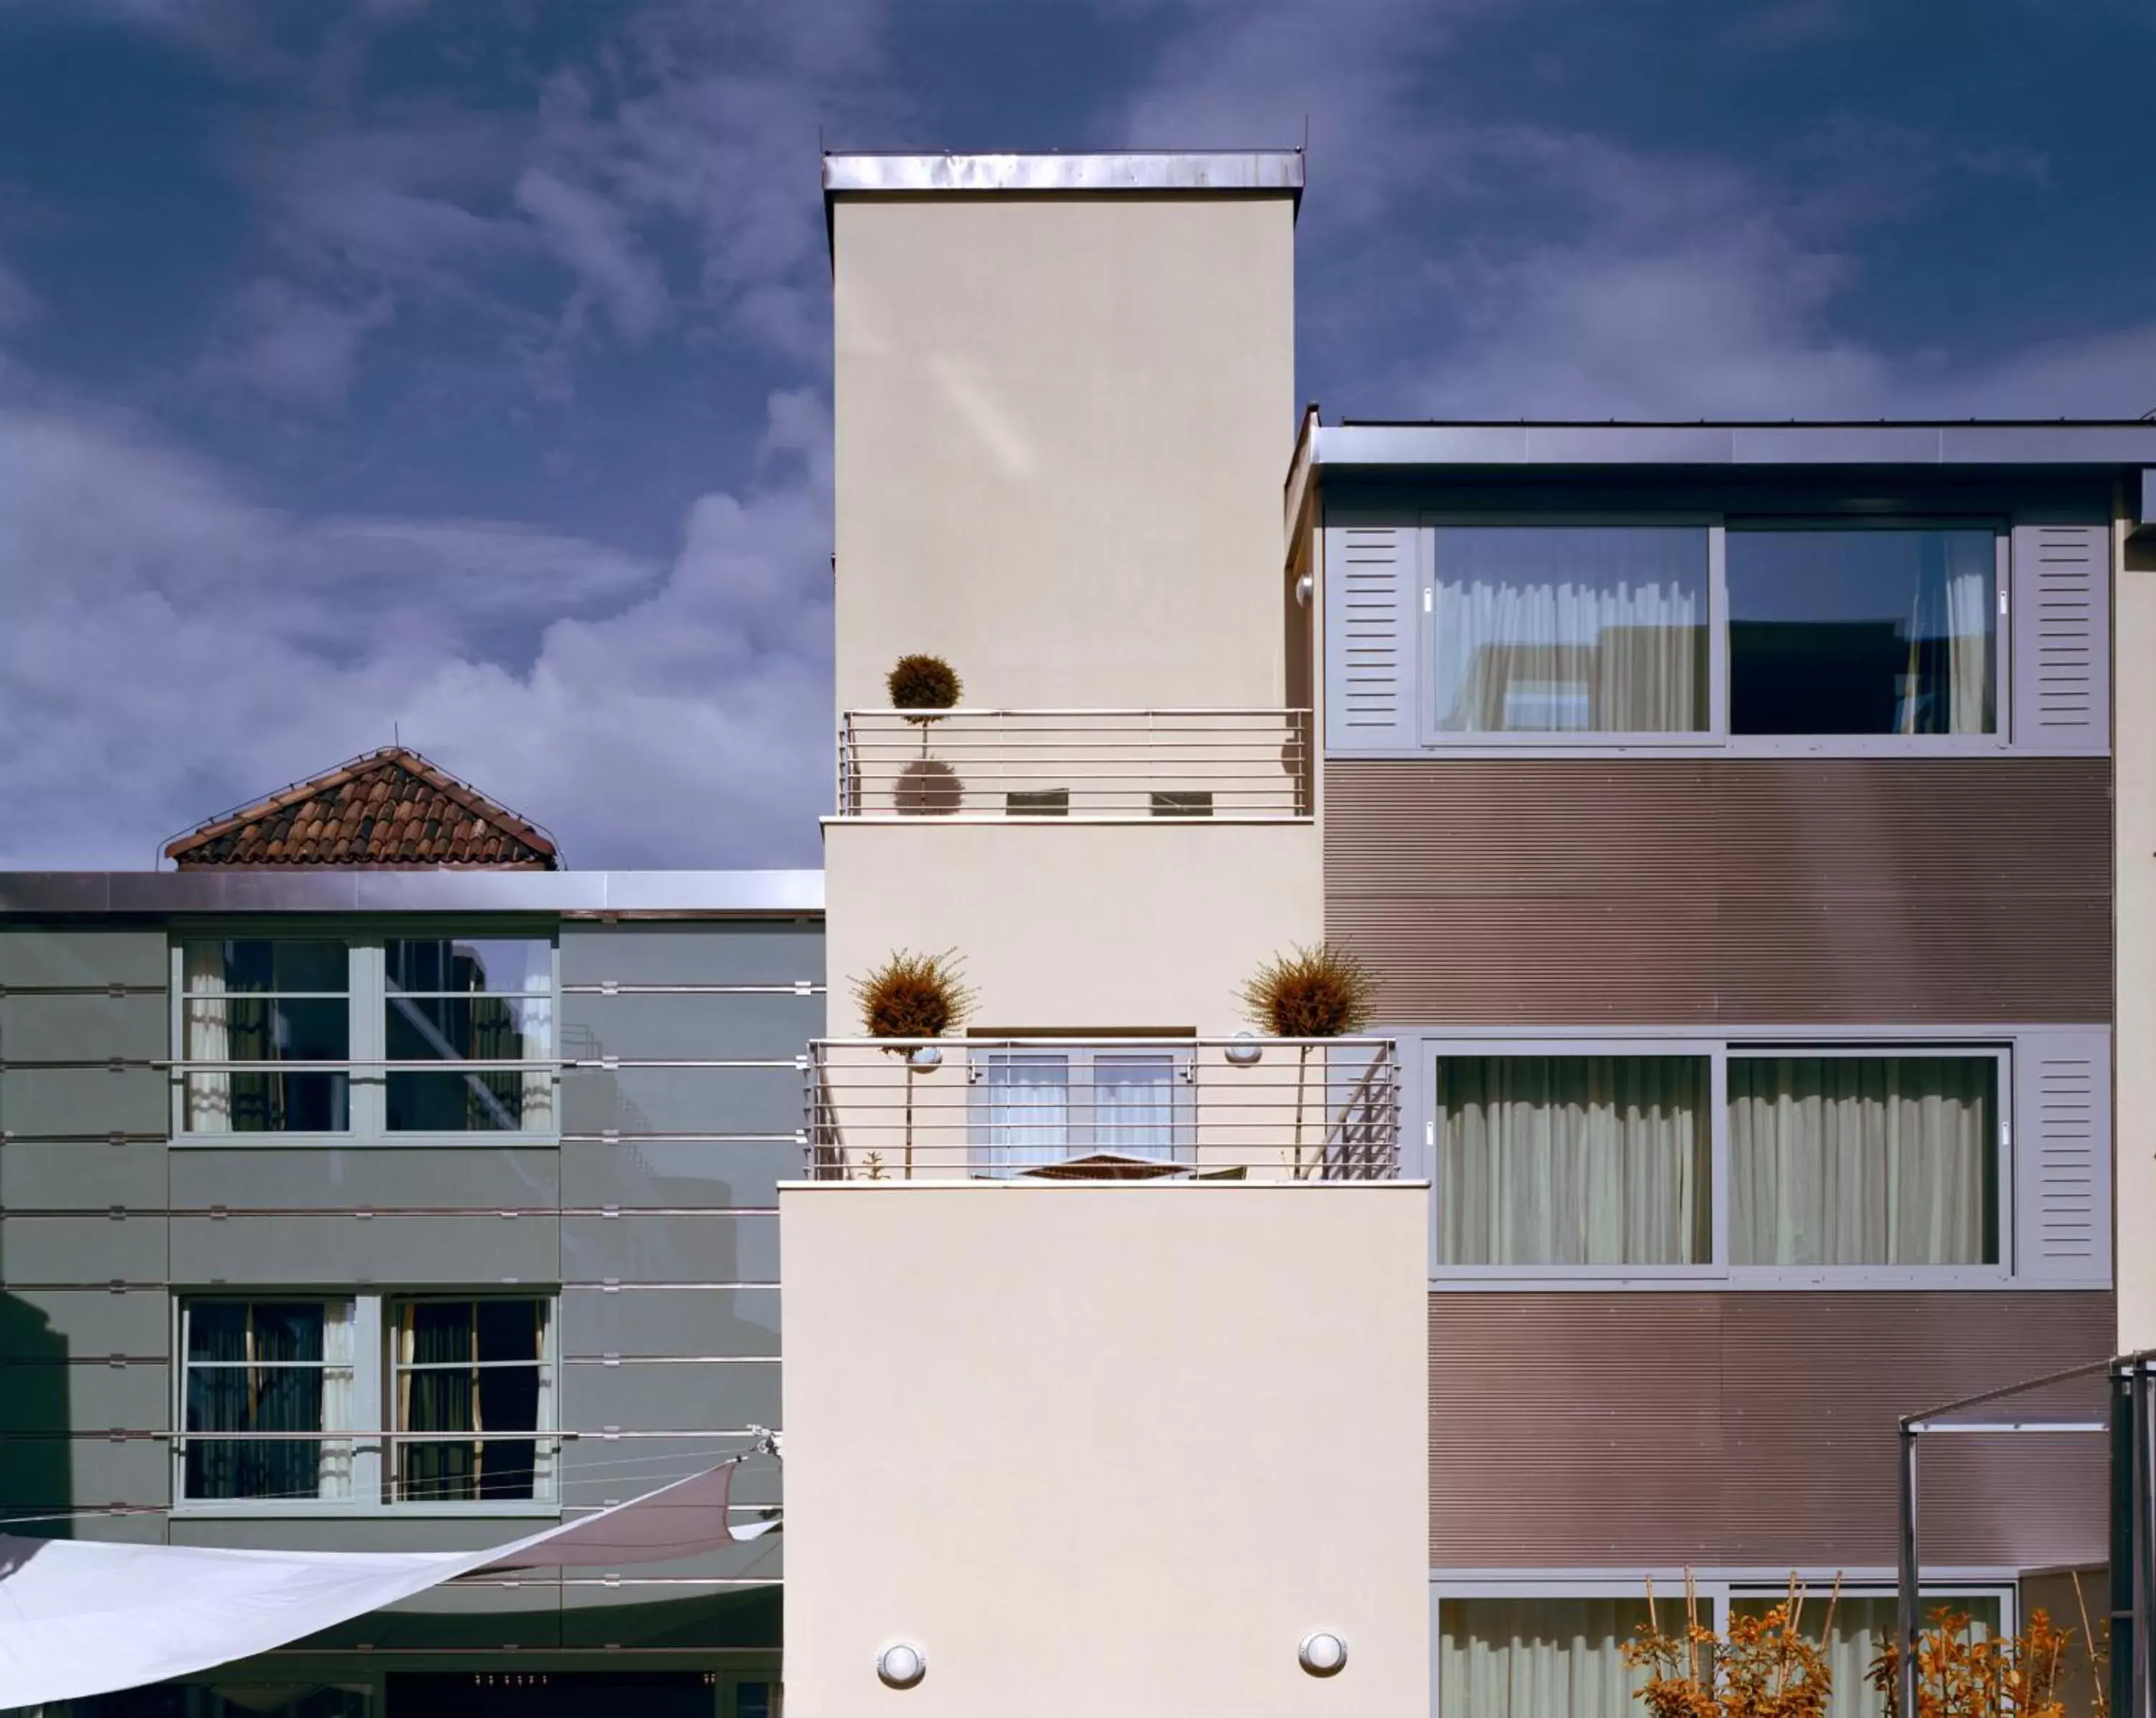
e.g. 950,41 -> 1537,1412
1897,1420 -> 1920,1718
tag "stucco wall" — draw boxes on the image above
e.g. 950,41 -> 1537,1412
2117,519 -> 2155,1349
822,819 -> 1322,1035
831,192 -> 1297,715
780,1181 -> 1429,1717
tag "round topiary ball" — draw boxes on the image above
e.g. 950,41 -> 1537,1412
888,653 -> 962,712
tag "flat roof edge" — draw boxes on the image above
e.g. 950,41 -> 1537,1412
822,150 -> 1305,201
0,869 -> 826,917
1312,421 -> 2156,469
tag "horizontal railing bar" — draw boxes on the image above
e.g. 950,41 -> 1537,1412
844,707 -> 1313,718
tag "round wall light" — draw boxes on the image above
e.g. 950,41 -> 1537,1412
1299,1631 -> 1348,1677
1295,571 -> 1315,608
906,1045 -> 943,1071
1224,1032 -> 1264,1067
876,1643 -> 926,1689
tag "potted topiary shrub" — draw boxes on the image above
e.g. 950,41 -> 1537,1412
1238,943 -> 1378,1179
852,950 -> 974,1178
886,653 -> 963,814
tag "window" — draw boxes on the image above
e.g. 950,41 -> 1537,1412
1728,528 -> 1997,735
974,1048 -> 1189,1174
1435,1055 -> 1711,1266
181,941 -> 351,1133
384,937 -> 553,1132
176,932 -> 556,1138
390,1297 -> 555,1503
1728,1053 -> 2001,1267
1430,526 -> 1711,735
1728,1592 -> 2001,1718
180,1298 -> 354,1502
1438,1597 -> 1654,1717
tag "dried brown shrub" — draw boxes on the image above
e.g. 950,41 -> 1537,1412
1625,1576 -> 1835,1718
854,949 -> 973,1038
888,653 -> 962,712
894,758 -> 962,816
1869,1606 -> 2075,1718
1239,942 -> 1378,1037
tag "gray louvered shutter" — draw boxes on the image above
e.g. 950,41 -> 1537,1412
2012,1029 -> 2111,1285
1324,524 -> 1418,750
2011,524 -> 2110,750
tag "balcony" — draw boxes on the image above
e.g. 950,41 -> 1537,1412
834,708 -> 1313,821
802,1036 -> 1399,1182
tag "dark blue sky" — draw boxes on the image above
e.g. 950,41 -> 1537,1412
1,0 -> 2148,868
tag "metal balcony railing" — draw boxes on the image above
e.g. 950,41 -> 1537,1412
803,1036 -> 1399,1182
834,709 -> 1314,820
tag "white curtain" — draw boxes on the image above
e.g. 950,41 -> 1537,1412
316,1301 -> 355,1501
1728,1057 -> 1995,1266
1899,531 -> 1995,735
1090,1055 -> 1179,1158
1439,1598 -> 1654,1718
1432,528 -> 1708,734
1437,1057 -> 1710,1266
1729,1595 -> 1997,1718
183,943 -> 232,1134
983,1055 -> 1070,1170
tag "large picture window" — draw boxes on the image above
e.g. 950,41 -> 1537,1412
180,1298 -> 354,1502
1435,1055 -> 1711,1267
1430,526 -> 1710,735
1728,1054 -> 2000,1267
181,941 -> 351,1133
1728,527 -> 1996,735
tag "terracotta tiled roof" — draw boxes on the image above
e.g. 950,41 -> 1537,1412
164,748 -> 561,870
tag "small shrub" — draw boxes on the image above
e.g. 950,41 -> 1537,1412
895,758 -> 962,816
888,653 -> 962,713
1870,1606 -> 2075,1718
1240,943 -> 1378,1037
854,949 -> 973,1038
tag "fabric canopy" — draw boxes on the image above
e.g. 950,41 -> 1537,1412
0,1461 -> 773,1709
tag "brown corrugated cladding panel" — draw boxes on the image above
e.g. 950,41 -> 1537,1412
1429,1292 -> 2112,1569
1328,758 -> 2112,1023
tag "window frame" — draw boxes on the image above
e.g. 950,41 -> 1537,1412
386,1292 -> 559,1507
965,1043 -> 1199,1175
1411,512 -> 2014,757
1418,1033 -> 2015,1290
171,1290 -> 561,1518
173,1293 -> 364,1507
170,926 -> 561,1146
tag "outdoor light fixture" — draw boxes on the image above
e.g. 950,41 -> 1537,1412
1299,1632 -> 1348,1676
1225,1032 -> 1263,1067
1295,571 -> 1314,607
906,1045 -> 943,1070
876,1643 -> 926,1689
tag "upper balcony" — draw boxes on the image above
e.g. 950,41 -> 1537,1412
834,708 -> 1313,822
802,1034 -> 1399,1182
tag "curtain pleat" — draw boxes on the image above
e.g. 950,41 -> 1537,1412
1439,1598 -> 1654,1717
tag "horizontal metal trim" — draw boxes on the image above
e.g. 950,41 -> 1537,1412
0,1206 -> 778,1218
559,1133 -> 799,1144
0,983 -> 167,998
1328,740 -> 2106,761
561,1354 -> 780,1365
1316,421 -> 2156,469
559,983 -> 824,996
0,1427 -> 773,1442
821,815 -> 1314,827
0,870 -> 824,916
823,150 -> 1304,197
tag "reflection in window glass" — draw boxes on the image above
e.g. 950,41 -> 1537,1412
1729,1594 -> 1999,1718
1437,1056 -> 1711,1266
385,937 -> 553,1132
1728,1056 -> 1999,1267
181,1299 -> 354,1501
182,941 -> 350,1133
1728,528 -> 1996,735
1432,527 -> 1710,734
1439,1597 -> 1654,1717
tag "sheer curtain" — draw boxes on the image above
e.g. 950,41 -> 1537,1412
1437,1057 -> 1710,1266
1090,1055 -> 1179,1159
982,1055 -> 1071,1171
1433,528 -> 1709,734
317,1302 -> 354,1501
183,943 -> 231,1133
1898,530 -> 1995,736
1728,1057 -> 1996,1266
1439,1598 -> 1653,1718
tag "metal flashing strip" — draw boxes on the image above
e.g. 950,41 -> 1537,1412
1314,420 -> 2156,469
0,869 -> 823,917
822,150 -> 1304,200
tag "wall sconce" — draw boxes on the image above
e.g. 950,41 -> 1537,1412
1299,1631 -> 1348,1676
1294,572 -> 1314,608
906,1045 -> 943,1071
876,1643 -> 926,1689
1224,1032 -> 1263,1067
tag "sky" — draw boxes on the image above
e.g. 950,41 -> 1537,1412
1,0 -> 2151,871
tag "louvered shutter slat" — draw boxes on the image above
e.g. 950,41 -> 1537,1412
2013,1029 -> 2111,1285
1325,525 -> 1416,750
2011,524 -> 2109,750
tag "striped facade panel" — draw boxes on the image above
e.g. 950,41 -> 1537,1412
1329,758 -> 2112,1023
1429,1292 -> 2112,1568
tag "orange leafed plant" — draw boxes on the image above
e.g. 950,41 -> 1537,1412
1623,1575 -> 1834,1718
1867,1607 -> 2073,1718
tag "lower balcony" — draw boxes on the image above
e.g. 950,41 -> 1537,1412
803,1035 -> 1399,1182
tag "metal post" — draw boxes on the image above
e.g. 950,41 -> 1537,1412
1898,1420 -> 1921,1718
2137,1364 -> 2156,1718
2114,1364 -> 2139,1718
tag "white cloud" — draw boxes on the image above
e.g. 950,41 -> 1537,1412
201,277 -> 396,407
513,167 -> 670,341
0,395 -> 831,870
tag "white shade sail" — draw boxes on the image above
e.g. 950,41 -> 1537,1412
0,1462 -> 773,1709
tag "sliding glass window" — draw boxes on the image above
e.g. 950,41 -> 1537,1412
1728,1052 -> 2001,1267
1435,1055 -> 1712,1266
1429,526 -> 1711,735
1727,526 -> 1998,735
